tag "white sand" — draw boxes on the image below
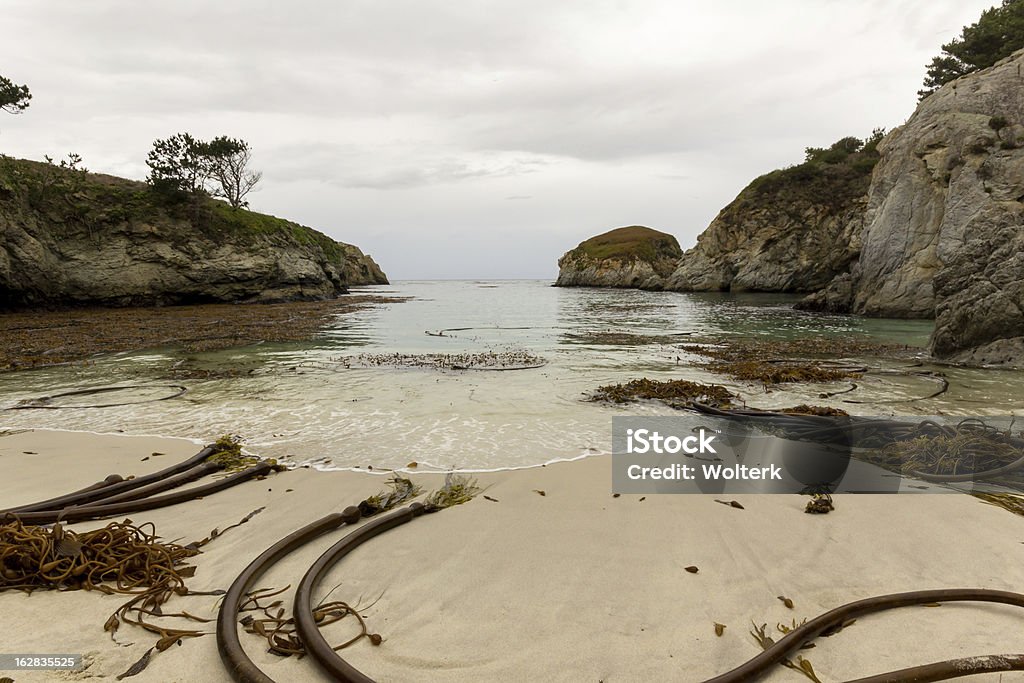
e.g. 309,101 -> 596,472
1,428 -> 1023,682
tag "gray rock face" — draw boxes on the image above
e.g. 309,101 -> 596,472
678,49 -> 1024,365
665,161 -> 870,294
668,199 -> 865,293
555,226 -> 682,290
814,49 -> 1024,361
0,161 -> 387,308
340,243 -> 389,287
931,222 -> 1024,362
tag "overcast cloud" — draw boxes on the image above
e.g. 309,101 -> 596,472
2,1 -> 996,279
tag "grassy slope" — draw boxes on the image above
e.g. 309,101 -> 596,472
733,146 -> 880,214
0,156 -> 347,262
571,225 -> 682,262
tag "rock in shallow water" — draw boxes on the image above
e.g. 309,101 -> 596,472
554,225 -> 681,290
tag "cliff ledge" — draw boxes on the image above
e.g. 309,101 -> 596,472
0,157 -> 387,309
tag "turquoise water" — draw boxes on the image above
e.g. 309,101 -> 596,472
1,280 -> 1020,470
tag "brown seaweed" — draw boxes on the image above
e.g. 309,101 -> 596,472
591,378 -> 737,408
0,295 -> 408,372
707,360 -> 861,386
238,586 -> 382,657
804,493 -> 835,515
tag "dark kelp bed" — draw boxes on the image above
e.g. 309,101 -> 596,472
0,295 -> 406,371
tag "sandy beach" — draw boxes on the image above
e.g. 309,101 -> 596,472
1,428 -> 1022,682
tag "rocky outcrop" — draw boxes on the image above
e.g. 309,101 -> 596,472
555,226 -> 682,290
804,49 -> 1024,362
0,158 -> 387,308
666,146 -> 875,293
340,244 -> 388,286
668,48 -> 1024,364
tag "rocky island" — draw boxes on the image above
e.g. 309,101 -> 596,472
0,157 -> 386,309
554,225 -> 682,290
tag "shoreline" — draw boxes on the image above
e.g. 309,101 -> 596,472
2,428 -> 1023,682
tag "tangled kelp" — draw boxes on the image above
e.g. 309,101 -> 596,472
866,420 -> 1024,484
974,492 -> 1024,517
681,336 -> 914,363
2,518 -> 211,659
591,378 -> 736,409
314,350 -> 546,372
682,337 -> 908,386
778,405 -> 849,417
707,360 -> 861,385
0,518 -> 197,594
238,586 -> 382,657
1,509 -> 263,679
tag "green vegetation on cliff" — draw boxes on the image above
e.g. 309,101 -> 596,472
920,0 -> 1024,99
569,225 -> 682,262
0,156 -> 344,261
742,131 -> 883,209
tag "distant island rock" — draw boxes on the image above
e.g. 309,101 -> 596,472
0,158 -> 386,308
554,226 -> 682,290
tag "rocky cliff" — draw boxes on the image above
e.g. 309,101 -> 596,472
665,153 -> 873,292
555,226 -> 682,290
339,242 -> 389,287
0,158 -> 386,309
803,50 -> 1024,363
666,48 -> 1024,365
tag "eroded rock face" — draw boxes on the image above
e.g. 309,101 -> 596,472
815,50 -> 1024,362
555,226 -> 682,290
0,160 -> 387,308
667,195 -> 865,293
679,48 -> 1024,365
665,146 -> 873,294
341,244 -> 389,287
931,222 -> 1024,362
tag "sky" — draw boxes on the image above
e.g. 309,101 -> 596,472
2,0 -> 999,280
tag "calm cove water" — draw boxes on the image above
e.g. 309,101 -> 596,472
2,280 -> 1022,470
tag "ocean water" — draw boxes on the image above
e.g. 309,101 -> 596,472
1,280 -> 1021,470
